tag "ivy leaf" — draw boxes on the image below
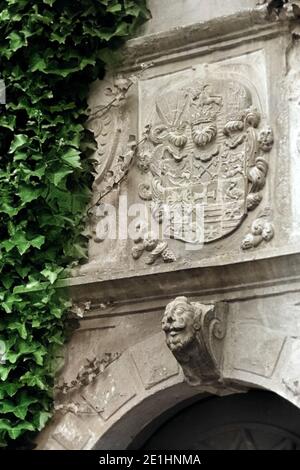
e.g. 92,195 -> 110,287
51,307 -> 63,319
30,235 -> 46,250
9,134 -> 28,153
7,31 -> 27,52
15,266 -> 30,279
13,279 -> 42,294
98,47 -> 120,65
41,266 -> 64,284
30,54 -> 47,73
6,339 -> 41,364
0,202 -> 19,217
7,322 -> 27,340
0,115 -> 16,131
6,231 -> 45,256
50,31 -> 67,44
12,232 -> 30,256
8,422 -> 35,440
61,148 -> 82,169
13,151 -> 28,161
33,411 -> 51,431
125,0 -> 151,18
0,419 -> 11,433
0,10 -> 10,21
0,365 -> 14,382
14,393 -> 38,420
18,185 -> 42,204
43,0 -> 56,5
1,293 -> 22,314
51,168 -> 73,186
2,275 -> 14,290
0,393 -> 38,420
107,3 -> 122,13
114,22 -> 130,37
48,331 -> 64,345
0,382 -> 21,399
32,349 -> 47,366
20,371 -> 47,391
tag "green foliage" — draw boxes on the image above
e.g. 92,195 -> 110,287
0,0 -> 149,448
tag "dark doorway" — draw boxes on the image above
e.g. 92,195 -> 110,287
134,391 -> 300,450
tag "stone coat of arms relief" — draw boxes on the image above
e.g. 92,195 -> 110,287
86,72 -> 274,268
136,76 -> 274,250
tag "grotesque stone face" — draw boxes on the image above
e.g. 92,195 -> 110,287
162,296 -> 198,353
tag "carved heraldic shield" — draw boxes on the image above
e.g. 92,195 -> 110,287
137,77 -> 273,244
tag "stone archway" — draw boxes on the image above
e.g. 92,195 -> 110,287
138,391 -> 300,450
38,332 -> 199,450
37,321 -> 300,450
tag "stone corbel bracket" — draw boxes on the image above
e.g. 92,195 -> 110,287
162,297 -> 228,387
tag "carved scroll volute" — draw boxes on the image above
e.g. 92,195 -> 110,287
162,297 -> 228,386
86,77 -> 135,195
199,301 -> 228,379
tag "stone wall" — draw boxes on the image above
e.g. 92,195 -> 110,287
37,0 -> 300,450
138,0 -> 260,35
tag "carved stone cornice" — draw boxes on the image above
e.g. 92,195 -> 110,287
120,6 -> 291,71
63,250 -> 300,307
162,297 -> 228,386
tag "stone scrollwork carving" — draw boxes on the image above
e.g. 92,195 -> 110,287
96,135 -> 137,201
86,77 -> 137,243
87,135 -> 137,243
162,296 -> 228,386
136,76 -> 274,245
87,77 -> 134,190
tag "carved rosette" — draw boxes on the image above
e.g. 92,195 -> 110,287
162,297 -> 228,386
136,77 -> 274,245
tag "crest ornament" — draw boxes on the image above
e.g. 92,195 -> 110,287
137,76 -> 273,245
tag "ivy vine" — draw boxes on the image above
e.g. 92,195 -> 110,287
0,0 -> 149,449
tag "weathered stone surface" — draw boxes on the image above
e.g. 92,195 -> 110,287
229,324 -> 286,378
37,0 -> 300,451
82,44 -> 282,280
82,353 -> 138,420
51,414 -> 91,450
138,0 -> 260,36
43,438 -> 66,451
279,338 -> 300,405
73,1 -> 300,290
130,332 -> 179,389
